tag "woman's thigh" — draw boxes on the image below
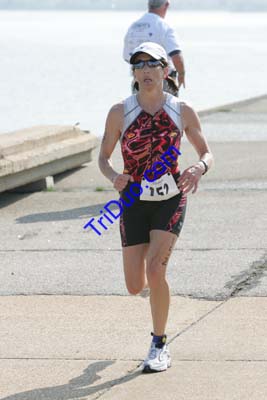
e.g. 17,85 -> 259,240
146,230 -> 178,282
122,243 -> 149,294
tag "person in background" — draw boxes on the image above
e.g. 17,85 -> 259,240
123,0 -> 185,96
99,42 -> 213,373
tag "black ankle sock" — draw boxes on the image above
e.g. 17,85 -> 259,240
151,333 -> 167,349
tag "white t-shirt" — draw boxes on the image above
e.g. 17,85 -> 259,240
123,12 -> 181,71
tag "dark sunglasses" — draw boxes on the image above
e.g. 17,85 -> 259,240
132,59 -> 164,70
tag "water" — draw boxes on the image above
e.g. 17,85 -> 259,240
0,10 -> 267,137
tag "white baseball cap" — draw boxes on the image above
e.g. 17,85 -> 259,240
129,42 -> 168,65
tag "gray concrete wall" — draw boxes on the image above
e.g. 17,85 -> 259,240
0,125 -> 96,192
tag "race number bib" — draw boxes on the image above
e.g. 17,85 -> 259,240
140,173 -> 180,201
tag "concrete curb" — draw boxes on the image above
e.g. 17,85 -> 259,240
0,125 -> 97,193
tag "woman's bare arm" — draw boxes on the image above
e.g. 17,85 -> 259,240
178,104 -> 214,194
98,103 -> 133,191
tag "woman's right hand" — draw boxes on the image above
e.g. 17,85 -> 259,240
112,174 -> 134,192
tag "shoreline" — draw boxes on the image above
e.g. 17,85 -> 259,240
198,93 -> 267,117
1,93 -> 266,137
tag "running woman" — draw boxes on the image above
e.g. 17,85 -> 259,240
98,42 -> 213,373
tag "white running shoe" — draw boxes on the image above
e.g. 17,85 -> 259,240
140,287 -> 150,298
142,341 -> 171,373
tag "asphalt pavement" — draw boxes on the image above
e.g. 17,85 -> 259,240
0,95 -> 266,399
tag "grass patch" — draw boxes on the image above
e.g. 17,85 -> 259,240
95,186 -> 105,192
218,108 -> 232,113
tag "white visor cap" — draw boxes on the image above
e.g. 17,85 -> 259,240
129,42 -> 168,65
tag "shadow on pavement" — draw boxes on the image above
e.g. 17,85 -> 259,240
53,166 -> 85,184
0,193 -> 32,209
1,360 -> 141,400
15,203 -> 108,224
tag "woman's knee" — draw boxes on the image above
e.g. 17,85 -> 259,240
125,281 -> 144,295
146,258 -> 166,289
124,266 -> 146,295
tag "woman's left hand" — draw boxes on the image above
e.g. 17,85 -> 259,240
177,164 -> 204,194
